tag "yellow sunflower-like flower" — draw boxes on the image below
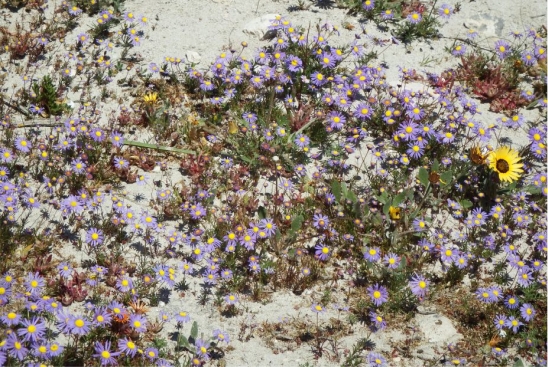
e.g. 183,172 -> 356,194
142,92 -> 158,105
487,146 -> 523,183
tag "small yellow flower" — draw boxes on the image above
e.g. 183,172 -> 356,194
142,92 -> 158,105
388,206 -> 401,220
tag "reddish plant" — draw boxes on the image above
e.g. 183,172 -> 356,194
58,272 -> 88,306
456,54 -> 527,112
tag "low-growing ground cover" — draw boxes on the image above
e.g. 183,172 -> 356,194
0,0 -> 546,366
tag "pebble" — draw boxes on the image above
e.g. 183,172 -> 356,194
185,51 -> 201,64
242,14 -> 279,38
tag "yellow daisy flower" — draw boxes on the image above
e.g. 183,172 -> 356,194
487,146 -> 523,183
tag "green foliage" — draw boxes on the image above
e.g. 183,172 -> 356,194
31,75 -> 70,116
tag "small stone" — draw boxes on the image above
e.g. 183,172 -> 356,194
242,14 -> 279,38
185,51 -> 201,64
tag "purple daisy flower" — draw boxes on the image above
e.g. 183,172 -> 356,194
25,272 -> 45,296
367,284 -> 388,307
327,111 -> 346,130
369,311 -> 386,331
190,203 -> 206,219
521,50 -> 536,66
381,9 -> 395,20
129,314 -> 147,332
383,253 -> 400,269
506,316 -> 523,333
286,55 -> 303,72
116,276 -> 133,292
354,102 -> 373,120
0,282 -> 12,304
520,304 -> 536,322
174,310 -> 191,324
311,71 -> 327,86
86,228 -> 104,246
313,214 -> 329,229
76,32 -> 90,45
1,311 -> 20,326
315,243 -> 331,261
534,45 -> 546,59
407,143 -> 424,159
407,106 -> 425,120
397,122 -> 419,140
57,262 -> 73,279
438,4 -> 453,18
195,339 -> 211,360
363,0 -> 375,10
494,40 -> 511,59
476,287 -> 496,303
494,314 -> 508,330
93,341 -> 120,366
71,159 -> 87,174
6,333 -> 28,361
294,134 -> 310,148
225,294 -> 238,306
69,315 -> 91,335
311,303 -> 326,313
363,246 -> 381,262
93,307 -> 112,326
319,53 -> 336,68
516,268 -> 533,287
68,5 -> 82,16
15,137 -> 32,153
259,218 -> 278,237
452,44 -> 467,56
367,352 -> 387,366
113,156 -> 129,170
409,274 -> 429,298
144,347 -> 159,361
407,12 -> 422,24
213,329 -> 230,344
17,317 -> 46,342
118,338 -> 138,357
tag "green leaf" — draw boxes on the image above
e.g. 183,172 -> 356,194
512,358 -> 525,367
353,201 -> 362,216
190,321 -> 198,340
290,215 -> 304,235
432,159 -> 440,172
240,155 -> 253,163
392,191 -> 407,207
523,185 -> 542,195
124,140 -> 195,155
178,335 -> 191,349
440,171 -> 453,186
460,199 -> 473,209
346,190 -> 358,204
377,191 -> 389,205
383,203 -> 390,216
418,167 -> 429,186
257,206 -> 267,220
331,180 -> 342,202
341,182 -> 349,197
